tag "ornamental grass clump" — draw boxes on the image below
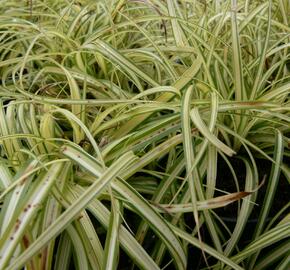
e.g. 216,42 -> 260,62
0,1 -> 289,269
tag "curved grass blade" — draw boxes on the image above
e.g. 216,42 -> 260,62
253,241 -> 290,270
0,162 -> 65,269
190,107 -> 236,156
172,225 -> 244,270
248,129 -> 284,268
102,195 -> 121,270
53,232 -> 72,270
113,56 -> 202,138
5,149 -> 137,270
69,184 -> 160,270
228,222 -> 290,267
180,85 -> 202,257
64,145 -> 187,270
66,225 -> 89,270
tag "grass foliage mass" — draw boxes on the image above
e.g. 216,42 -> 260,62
0,0 -> 289,269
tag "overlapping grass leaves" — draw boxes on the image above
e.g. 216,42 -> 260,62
0,1 -> 289,269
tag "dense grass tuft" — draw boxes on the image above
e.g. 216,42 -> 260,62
0,1 -> 289,269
